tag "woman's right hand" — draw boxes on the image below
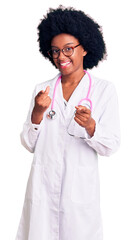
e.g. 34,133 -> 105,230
31,86 -> 51,124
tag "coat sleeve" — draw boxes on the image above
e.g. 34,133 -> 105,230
20,86 -> 43,153
84,83 -> 120,156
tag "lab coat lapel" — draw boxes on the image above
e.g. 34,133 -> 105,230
54,77 -> 66,118
67,73 -> 89,107
64,73 -> 90,119
53,72 -> 91,119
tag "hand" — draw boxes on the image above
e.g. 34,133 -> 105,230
34,86 -> 51,113
31,86 -> 51,124
74,105 -> 96,137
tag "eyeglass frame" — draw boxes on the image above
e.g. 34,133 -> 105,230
47,44 -> 81,59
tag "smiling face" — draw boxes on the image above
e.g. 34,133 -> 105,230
51,33 -> 87,77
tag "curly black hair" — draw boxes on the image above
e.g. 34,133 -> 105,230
37,5 -> 107,69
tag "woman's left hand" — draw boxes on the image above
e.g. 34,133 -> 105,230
74,105 -> 96,137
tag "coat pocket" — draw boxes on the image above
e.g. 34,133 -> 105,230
25,164 -> 44,204
71,166 -> 98,204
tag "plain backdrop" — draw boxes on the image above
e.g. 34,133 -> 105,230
0,0 -> 136,239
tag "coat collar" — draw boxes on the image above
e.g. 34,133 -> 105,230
54,72 -> 92,118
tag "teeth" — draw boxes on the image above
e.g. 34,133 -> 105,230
60,62 -> 70,66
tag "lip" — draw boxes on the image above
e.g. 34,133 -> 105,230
58,61 -> 72,69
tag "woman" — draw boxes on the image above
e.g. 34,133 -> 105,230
16,6 -> 120,240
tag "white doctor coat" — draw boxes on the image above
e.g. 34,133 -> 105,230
16,72 -> 120,240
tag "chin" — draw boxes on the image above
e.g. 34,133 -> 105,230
58,67 -> 73,76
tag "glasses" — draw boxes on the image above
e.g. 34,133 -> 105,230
47,44 -> 81,59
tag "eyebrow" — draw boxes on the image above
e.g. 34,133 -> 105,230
51,42 -> 74,48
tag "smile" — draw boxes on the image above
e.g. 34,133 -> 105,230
59,61 -> 71,68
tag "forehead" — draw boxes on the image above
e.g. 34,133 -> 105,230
51,33 -> 79,47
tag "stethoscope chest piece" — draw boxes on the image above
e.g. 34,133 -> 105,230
47,110 -> 56,120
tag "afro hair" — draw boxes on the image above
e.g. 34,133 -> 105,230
37,5 -> 107,69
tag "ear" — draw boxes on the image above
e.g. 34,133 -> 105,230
83,50 -> 87,57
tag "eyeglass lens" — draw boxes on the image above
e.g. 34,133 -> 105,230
49,47 -> 73,59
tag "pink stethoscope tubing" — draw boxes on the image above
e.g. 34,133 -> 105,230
48,70 -> 92,119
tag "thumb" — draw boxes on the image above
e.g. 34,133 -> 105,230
44,86 -> 50,95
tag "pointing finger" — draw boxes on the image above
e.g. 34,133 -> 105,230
37,86 -> 50,98
44,86 -> 50,95
75,105 -> 90,114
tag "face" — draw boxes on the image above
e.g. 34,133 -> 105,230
50,33 -> 87,76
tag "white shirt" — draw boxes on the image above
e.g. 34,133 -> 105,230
16,72 -> 120,240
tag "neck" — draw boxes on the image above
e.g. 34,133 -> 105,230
61,69 -> 85,86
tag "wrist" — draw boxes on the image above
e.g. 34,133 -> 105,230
31,108 -> 44,124
85,118 -> 96,137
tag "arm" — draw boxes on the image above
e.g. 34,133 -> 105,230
85,84 -> 120,156
20,86 -> 51,153
75,84 -> 120,156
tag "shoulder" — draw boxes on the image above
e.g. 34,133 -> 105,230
33,73 -> 61,96
91,74 -> 114,89
91,74 -> 117,98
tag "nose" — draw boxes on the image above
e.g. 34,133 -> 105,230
58,50 -> 67,60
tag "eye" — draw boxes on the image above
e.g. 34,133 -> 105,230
64,47 -> 72,52
52,49 -> 59,54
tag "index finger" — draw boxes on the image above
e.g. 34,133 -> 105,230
75,105 -> 91,114
37,86 -> 50,97
44,86 -> 50,95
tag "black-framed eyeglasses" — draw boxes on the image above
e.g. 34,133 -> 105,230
47,44 -> 81,59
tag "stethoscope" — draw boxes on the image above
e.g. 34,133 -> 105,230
47,70 -> 92,120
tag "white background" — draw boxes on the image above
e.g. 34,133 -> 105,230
0,0 -> 136,239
